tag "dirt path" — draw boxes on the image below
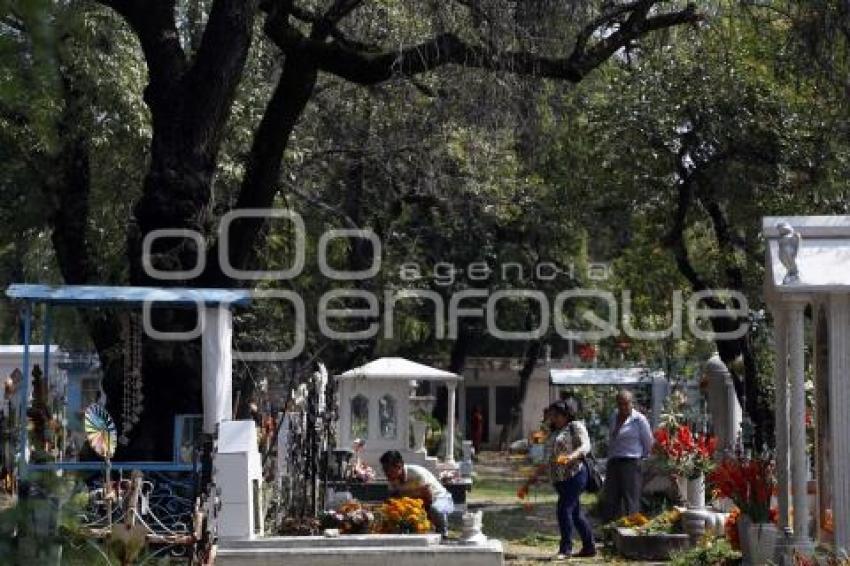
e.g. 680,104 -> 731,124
469,451 -> 666,565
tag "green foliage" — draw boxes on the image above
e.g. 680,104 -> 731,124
0,474 -> 104,564
670,535 -> 741,566
6,0 -> 850,443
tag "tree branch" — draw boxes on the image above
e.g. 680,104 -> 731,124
311,0 -> 365,39
267,2 -> 699,85
203,45 -> 318,285
663,140 -> 718,301
183,0 -> 258,157
96,0 -> 188,111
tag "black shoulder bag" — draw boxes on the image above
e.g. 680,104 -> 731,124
570,421 -> 604,493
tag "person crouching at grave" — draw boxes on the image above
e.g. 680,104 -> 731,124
380,450 -> 454,537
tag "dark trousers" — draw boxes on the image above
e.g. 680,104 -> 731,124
603,457 -> 642,522
553,465 -> 594,555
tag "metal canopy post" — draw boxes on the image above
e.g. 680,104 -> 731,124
43,305 -> 52,404
18,302 -> 32,480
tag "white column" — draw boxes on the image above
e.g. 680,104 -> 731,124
828,294 -> 850,553
788,300 -> 811,546
458,385 -> 467,438
773,307 -> 791,531
446,382 -> 457,463
650,376 -> 667,430
201,306 -> 233,434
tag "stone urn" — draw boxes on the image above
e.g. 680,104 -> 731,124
411,420 -> 428,453
460,511 -> 487,545
409,395 -> 436,454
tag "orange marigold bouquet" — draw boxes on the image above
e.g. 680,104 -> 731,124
374,497 -> 432,534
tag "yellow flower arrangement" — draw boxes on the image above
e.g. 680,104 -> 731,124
373,497 -> 432,534
617,513 -> 650,528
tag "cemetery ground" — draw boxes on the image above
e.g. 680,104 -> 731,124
468,451 -> 665,565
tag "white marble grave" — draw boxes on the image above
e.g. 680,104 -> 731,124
216,419 -> 264,540
217,534 -> 504,566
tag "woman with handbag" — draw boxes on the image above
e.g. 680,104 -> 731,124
520,399 -> 595,559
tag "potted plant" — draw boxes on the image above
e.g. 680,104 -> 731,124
654,424 -> 717,507
709,455 -> 778,565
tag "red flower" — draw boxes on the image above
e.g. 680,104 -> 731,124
653,424 -> 717,478
709,456 -> 776,523
769,507 -> 779,524
578,344 -> 597,362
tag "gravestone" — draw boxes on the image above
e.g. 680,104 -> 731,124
702,354 -> 742,457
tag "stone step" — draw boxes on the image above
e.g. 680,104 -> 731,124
222,533 -> 439,549
217,538 -> 504,566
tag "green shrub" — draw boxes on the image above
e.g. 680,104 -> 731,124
670,536 -> 741,566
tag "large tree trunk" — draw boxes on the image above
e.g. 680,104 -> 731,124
498,339 -> 542,449
665,163 -> 772,449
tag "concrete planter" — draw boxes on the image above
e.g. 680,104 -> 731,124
613,527 -> 692,561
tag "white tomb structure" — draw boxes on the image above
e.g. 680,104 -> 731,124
336,358 -> 462,475
200,304 -> 265,540
764,216 -> 850,556
216,420 -> 264,540
701,353 -> 742,457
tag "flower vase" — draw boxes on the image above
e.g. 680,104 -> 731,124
686,474 -> 706,508
737,514 -> 753,560
741,521 -> 778,565
676,476 -> 688,503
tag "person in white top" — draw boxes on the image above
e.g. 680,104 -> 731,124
380,450 -> 454,537
603,389 -> 654,522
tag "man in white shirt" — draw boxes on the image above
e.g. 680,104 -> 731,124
603,390 -> 653,522
380,450 -> 454,537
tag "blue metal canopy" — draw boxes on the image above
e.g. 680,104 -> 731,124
6,283 -> 251,480
5,283 -> 251,308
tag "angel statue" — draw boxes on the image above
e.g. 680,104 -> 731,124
777,221 -> 801,284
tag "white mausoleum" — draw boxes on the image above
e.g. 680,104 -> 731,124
336,357 -> 462,475
764,216 -> 850,555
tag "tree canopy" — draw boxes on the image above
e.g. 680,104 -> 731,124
3,0 -> 848,456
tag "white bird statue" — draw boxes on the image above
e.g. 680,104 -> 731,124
776,221 -> 801,284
